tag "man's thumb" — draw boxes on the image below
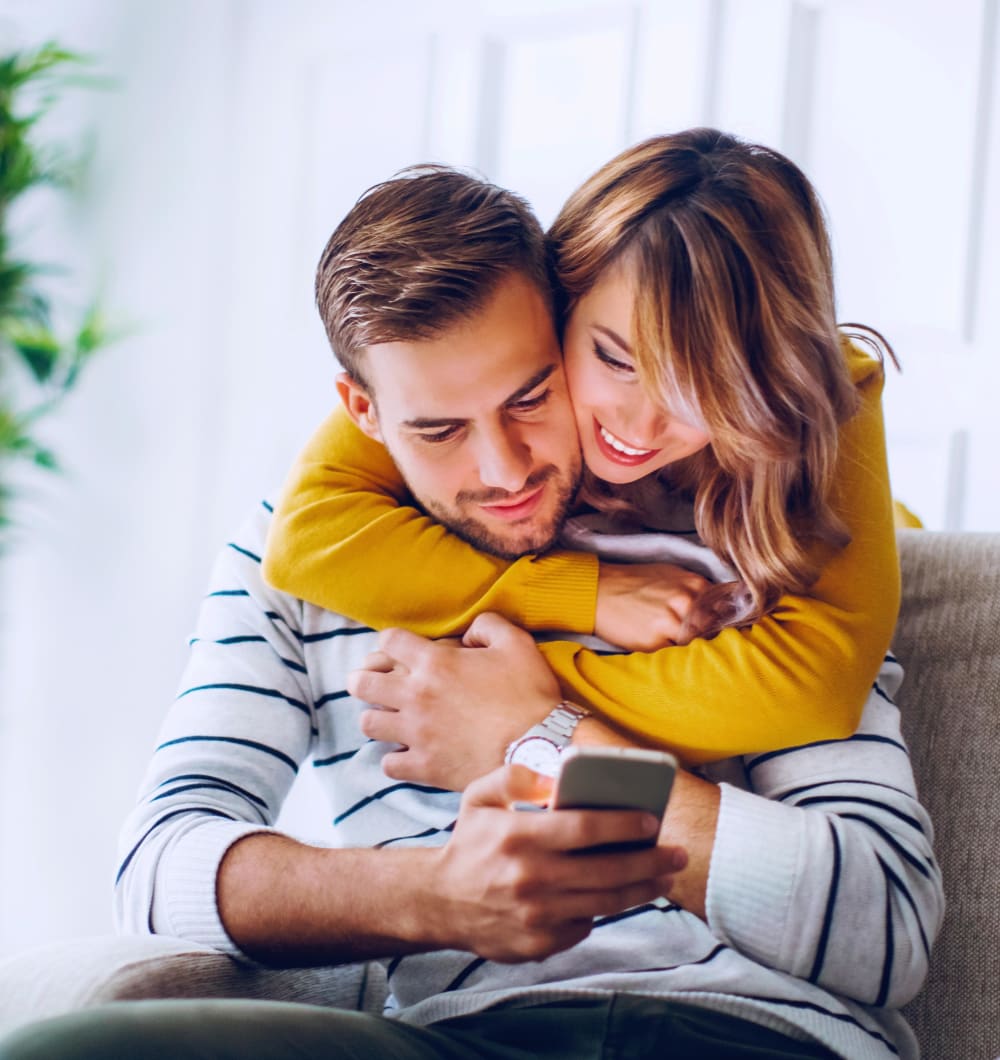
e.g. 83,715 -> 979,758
464,763 -> 555,809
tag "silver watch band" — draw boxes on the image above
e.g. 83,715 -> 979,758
537,701 -> 590,744
504,701 -> 590,764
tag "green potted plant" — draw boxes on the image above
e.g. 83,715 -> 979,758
0,41 -> 110,544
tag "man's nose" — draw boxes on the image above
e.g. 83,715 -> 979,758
477,428 -> 532,493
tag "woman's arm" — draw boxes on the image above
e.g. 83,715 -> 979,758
538,352 -> 899,762
263,406 -> 598,637
269,352 -> 897,763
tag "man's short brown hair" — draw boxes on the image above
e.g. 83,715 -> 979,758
315,166 -> 552,388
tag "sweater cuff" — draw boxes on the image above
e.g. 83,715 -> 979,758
155,820 -> 276,957
517,551 -> 599,634
705,782 -> 805,969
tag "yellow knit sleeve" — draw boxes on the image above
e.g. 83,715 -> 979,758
538,348 -> 900,764
262,405 -> 599,637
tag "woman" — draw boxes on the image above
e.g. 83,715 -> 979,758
262,128 -> 900,763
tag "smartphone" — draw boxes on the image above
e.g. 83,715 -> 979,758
551,746 -> 678,851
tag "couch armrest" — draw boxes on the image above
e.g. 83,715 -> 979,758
0,935 -> 387,1036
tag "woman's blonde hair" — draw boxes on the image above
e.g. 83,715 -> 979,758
548,127 -> 893,639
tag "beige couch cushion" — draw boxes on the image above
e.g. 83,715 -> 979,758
895,531 -> 1000,1059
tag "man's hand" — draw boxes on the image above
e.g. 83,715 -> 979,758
347,613 -> 562,790
426,764 -> 687,962
594,561 -> 709,650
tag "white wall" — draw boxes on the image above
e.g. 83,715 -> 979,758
0,0 -> 997,956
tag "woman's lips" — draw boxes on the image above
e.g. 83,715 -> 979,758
593,419 -> 661,467
479,485 -> 546,521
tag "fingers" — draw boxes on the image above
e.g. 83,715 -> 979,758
462,611 -> 525,649
358,705 -> 403,741
528,807 -> 666,856
348,667 -> 406,705
377,626 -> 436,666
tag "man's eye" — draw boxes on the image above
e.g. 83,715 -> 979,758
417,426 -> 460,444
593,341 -> 636,375
509,388 -> 551,413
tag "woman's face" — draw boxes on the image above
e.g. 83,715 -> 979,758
562,265 -> 711,485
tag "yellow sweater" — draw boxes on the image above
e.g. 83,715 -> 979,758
264,348 -> 900,764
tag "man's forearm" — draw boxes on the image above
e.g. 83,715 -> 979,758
217,767 -> 686,969
217,833 -> 443,966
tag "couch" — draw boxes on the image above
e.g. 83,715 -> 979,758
1,530 -> 997,1058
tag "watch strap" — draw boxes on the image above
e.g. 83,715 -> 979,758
504,701 -> 590,764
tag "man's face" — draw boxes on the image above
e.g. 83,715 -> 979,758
339,272 -> 582,559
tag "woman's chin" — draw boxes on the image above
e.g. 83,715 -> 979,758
584,455 -> 664,486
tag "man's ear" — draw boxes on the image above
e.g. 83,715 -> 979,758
336,372 -> 383,443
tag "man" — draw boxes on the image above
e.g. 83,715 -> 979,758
0,168 -> 941,1059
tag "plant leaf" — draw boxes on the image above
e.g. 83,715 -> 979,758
7,321 -> 62,382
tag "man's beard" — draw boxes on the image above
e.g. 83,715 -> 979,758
414,461 -> 581,560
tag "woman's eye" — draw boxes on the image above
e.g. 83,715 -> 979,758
593,340 -> 636,375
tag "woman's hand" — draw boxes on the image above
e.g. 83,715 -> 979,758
347,612 -> 563,790
594,562 -> 709,650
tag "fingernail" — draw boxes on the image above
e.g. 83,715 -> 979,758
642,814 -> 660,835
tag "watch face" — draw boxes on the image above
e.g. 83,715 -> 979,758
508,736 -> 561,777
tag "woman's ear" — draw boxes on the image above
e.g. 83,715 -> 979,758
336,372 -> 383,442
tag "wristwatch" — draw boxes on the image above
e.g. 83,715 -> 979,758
504,701 -> 590,777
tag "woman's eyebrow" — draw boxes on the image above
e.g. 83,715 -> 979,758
594,324 -> 631,353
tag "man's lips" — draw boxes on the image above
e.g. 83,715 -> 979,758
478,485 -> 546,521
592,418 -> 662,467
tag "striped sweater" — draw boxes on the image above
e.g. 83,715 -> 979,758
115,500 -> 944,1060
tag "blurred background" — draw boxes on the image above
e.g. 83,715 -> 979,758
0,0 -> 997,956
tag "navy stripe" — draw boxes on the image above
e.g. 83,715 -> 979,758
838,813 -> 933,879
737,995 -> 899,1054
778,778 -> 913,803
872,682 -> 897,706
227,542 -> 262,563
155,773 -> 268,809
261,499 -> 273,513
191,635 -> 268,646
600,942 -> 728,976
177,682 -> 310,716
592,902 -> 683,929
793,794 -> 924,834
442,957 -> 487,993
116,807 -> 234,884
156,735 -> 298,773
299,626 -> 374,644
315,690 -> 351,709
878,853 -> 930,958
746,733 -> 907,771
187,637 -> 308,676
875,873 -> 895,1006
207,589 -> 250,598
333,782 -> 450,825
808,819 -> 841,983
313,748 -> 361,768
150,783 -> 269,822
593,903 -> 659,927
376,822 -> 455,849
